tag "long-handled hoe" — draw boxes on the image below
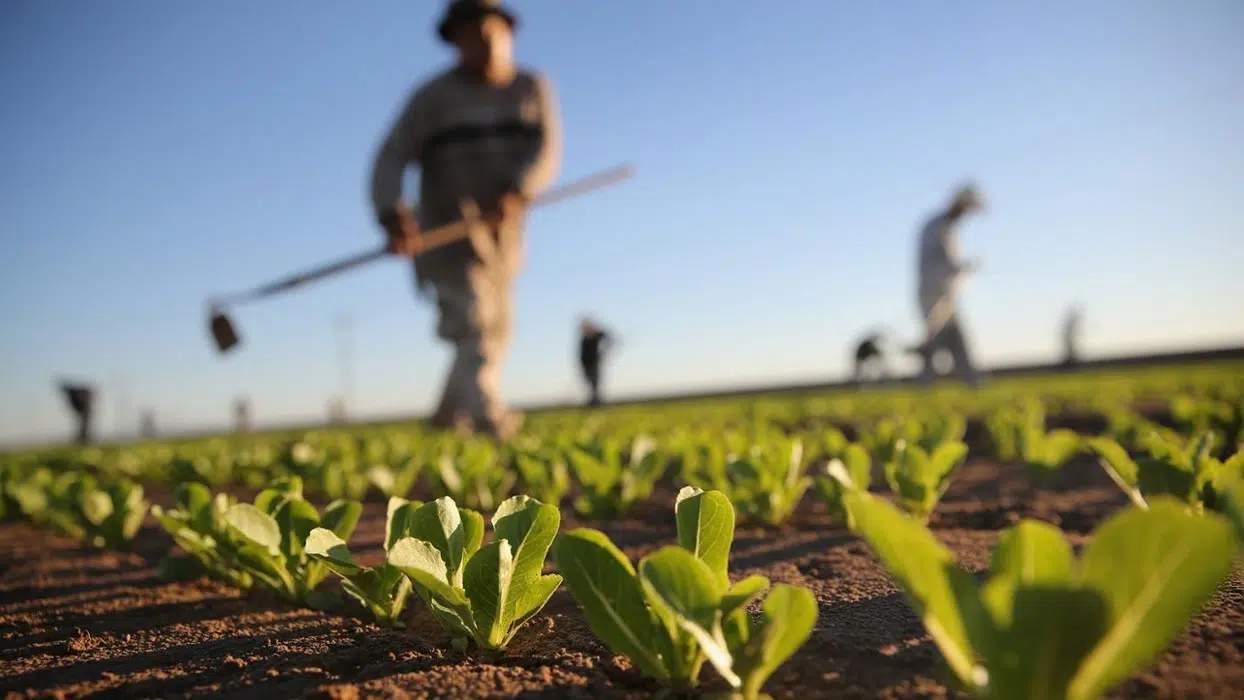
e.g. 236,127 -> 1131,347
206,164 -> 634,355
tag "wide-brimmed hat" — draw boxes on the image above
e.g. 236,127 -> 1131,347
437,0 -> 519,43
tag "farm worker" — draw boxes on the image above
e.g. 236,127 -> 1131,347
914,184 -> 984,386
851,330 -> 889,385
58,381 -> 95,445
1062,305 -> 1083,367
578,318 -> 615,407
368,0 -> 562,440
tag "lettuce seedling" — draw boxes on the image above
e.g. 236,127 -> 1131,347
304,496 -> 419,626
1170,394 -> 1243,447
724,437 -> 812,526
861,417 -> 924,467
814,444 -> 872,529
1017,427 -> 1083,485
152,482 -> 253,588
366,453 -> 424,500
6,468 -> 148,550
883,439 -> 967,522
567,435 -> 667,519
79,479 -> 149,549
917,412 -> 968,453
6,468 -> 88,540
222,477 -> 362,608
680,439 -> 732,494
843,490 -> 1235,700
387,494 -> 561,654
555,487 -> 817,698
436,438 -> 518,512
513,448 -> 571,508
989,401 -> 1081,482
1089,432 -> 1242,515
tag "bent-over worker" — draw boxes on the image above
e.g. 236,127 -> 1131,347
914,184 -> 984,386
368,0 -> 562,440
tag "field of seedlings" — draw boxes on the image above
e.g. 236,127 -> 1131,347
2,362 -> 1243,700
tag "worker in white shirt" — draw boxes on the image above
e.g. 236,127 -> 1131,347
914,184 -> 985,386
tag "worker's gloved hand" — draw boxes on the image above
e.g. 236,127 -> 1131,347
379,202 -> 424,256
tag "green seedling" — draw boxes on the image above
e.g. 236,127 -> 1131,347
843,490 -> 1235,700
305,496 -> 419,626
1089,432 -> 1243,515
883,439 -> 968,522
220,476 -> 362,607
814,443 -> 872,529
567,435 -> 667,519
556,487 -> 816,698
387,494 -> 561,654
724,437 -> 812,527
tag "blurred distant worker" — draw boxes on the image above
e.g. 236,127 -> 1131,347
914,184 -> 985,386
58,381 -> 95,445
235,397 -> 251,432
1062,305 -> 1083,367
140,409 -> 157,439
852,330 -> 890,385
579,318 -> 615,406
368,0 -> 562,440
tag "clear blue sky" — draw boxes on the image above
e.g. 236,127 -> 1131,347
2,1 -> 1242,444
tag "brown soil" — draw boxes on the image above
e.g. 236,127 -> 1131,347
2,457 -> 1242,699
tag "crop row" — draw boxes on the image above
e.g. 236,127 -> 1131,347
1,366 -> 1243,699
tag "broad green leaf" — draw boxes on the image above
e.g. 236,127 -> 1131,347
674,487 -> 735,593
841,444 -> 872,489
735,584 -> 818,700
388,536 -> 470,607
461,507 -> 486,562
1069,499 -> 1236,700
930,441 -> 969,482
505,573 -> 562,645
1042,429 -> 1083,466
81,490 -> 113,526
554,529 -> 669,680
986,587 -> 1111,700
385,497 -> 420,552
173,482 -> 213,519
275,498 -> 319,560
463,539 -> 515,649
367,465 -> 395,496
408,497 -> 466,578
639,546 -> 723,624
639,546 -> 734,687
721,574 -> 771,653
493,496 -> 561,623
989,520 -> 1074,586
322,499 -> 362,541
843,491 -> 980,688
226,503 -> 281,556
304,527 -> 363,576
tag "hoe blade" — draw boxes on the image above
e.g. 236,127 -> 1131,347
210,310 -> 240,354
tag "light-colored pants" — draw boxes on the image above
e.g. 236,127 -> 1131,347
420,219 -> 522,431
919,291 -> 978,383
